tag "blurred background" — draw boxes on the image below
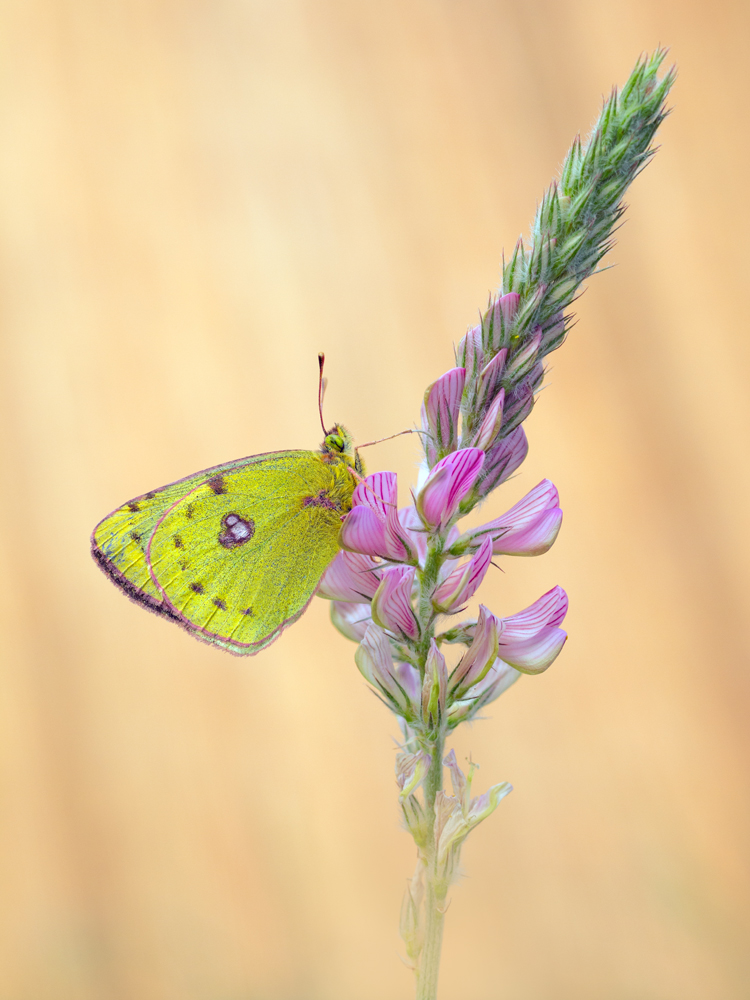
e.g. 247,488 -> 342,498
1,2 -> 749,998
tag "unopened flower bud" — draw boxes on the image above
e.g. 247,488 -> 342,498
505,330 -> 542,385
474,425 -> 529,499
483,292 -> 520,353
450,605 -> 499,697
472,390 -> 505,450
421,367 -> 466,464
455,325 -> 484,381
433,539 -> 493,614
421,640 -> 448,724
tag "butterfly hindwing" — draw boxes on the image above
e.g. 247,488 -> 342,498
93,450 -> 356,654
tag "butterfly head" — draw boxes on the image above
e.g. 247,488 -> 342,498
322,423 -> 365,476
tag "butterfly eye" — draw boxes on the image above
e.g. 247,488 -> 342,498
325,433 -> 345,453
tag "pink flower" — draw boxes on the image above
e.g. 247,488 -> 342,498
416,448 -> 485,530
329,601 -> 372,643
396,749 -> 432,800
318,551 -> 382,602
475,425 -> 528,499
371,566 -> 420,641
432,538 -> 493,614
421,367 -> 466,464
339,472 -> 415,562
355,623 -> 414,714
447,661 -> 521,725
459,480 -> 562,557
496,586 -> 568,673
449,604 -> 500,696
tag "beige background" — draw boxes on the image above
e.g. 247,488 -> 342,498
1,2 -> 749,998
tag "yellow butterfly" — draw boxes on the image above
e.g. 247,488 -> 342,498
91,421 -> 364,656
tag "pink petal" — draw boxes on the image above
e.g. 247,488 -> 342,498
317,551 -> 382,602
342,472 -> 413,562
465,480 -> 562,556
417,448 -> 485,530
498,626 -> 567,674
330,601 -> 372,642
493,508 -> 562,556
371,566 -> 420,641
339,505 -> 388,558
355,623 -> 413,711
501,585 -> 568,641
352,470 -> 398,514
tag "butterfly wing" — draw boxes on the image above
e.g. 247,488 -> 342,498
92,451 -> 356,655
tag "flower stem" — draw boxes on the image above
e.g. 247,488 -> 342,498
416,728 -> 446,1000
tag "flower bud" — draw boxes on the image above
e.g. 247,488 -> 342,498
483,292 -> 520,353
450,605 -> 500,697
475,349 -> 507,412
421,640 -> 448,724
432,539 -> 493,614
472,390 -> 505,450
474,425 -> 529,499
455,325 -> 484,381
421,367 -> 466,464
501,382 -> 535,434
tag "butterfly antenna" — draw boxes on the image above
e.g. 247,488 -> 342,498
317,352 -> 328,435
357,428 -> 426,449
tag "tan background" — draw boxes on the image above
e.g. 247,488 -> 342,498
1,2 -> 749,998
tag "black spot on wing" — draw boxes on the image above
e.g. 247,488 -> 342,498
207,475 -> 227,495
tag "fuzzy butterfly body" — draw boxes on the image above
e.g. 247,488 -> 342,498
92,427 -> 362,655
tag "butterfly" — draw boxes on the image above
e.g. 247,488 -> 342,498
91,422 -> 364,656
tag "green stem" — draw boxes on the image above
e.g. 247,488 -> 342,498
417,729 -> 446,1000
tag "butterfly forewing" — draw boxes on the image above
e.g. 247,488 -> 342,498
131,451 -> 355,653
